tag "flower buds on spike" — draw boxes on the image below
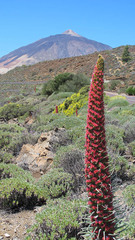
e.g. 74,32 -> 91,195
85,55 -> 115,239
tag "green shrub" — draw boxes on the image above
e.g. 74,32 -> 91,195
40,114 -> 84,132
107,97 -> 129,109
128,141 -> 135,157
67,123 -> 85,150
42,73 -> 89,96
26,198 -> 87,240
0,123 -> 39,157
109,155 -> 129,178
42,80 -> 56,96
126,86 -> 135,95
0,151 -> 13,163
0,163 -> 34,182
0,178 -> 46,210
0,102 -> 32,120
106,125 -> 129,178
106,124 -> 125,155
120,108 -> 135,116
119,212 -> 135,239
103,93 -> 110,105
70,73 -> 89,92
123,185 -> 135,207
109,80 -> 120,90
36,168 -> 74,198
59,150 -> 85,191
48,92 -> 74,101
0,123 -> 24,153
123,119 -> 135,143
122,45 -> 131,63
42,73 -> 74,96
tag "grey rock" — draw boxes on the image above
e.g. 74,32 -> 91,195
4,233 -> 10,238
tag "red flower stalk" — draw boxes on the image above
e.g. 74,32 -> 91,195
56,105 -> 58,113
85,55 -> 115,240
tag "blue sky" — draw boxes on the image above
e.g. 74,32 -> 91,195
0,0 -> 135,57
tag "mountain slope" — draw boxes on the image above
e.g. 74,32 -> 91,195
0,30 -> 111,73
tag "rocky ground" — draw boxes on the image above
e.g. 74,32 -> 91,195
0,206 -> 43,240
0,181 -> 134,240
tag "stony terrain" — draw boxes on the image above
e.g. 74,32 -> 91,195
0,49 -> 135,239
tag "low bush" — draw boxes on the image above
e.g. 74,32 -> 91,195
0,178 -> 46,211
48,92 -> 73,101
59,150 -> 85,191
126,86 -> 135,95
109,80 -> 121,90
123,119 -> 135,143
107,96 -> 129,109
26,198 -> 87,240
123,184 -> 135,207
40,114 -> 84,132
109,154 -> 129,179
36,168 -> 74,198
0,102 -> 32,121
0,123 -> 25,154
120,212 -> 135,240
106,124 -> 130,178
0,163 -> 34,182
106,124 -> 125,155
120,108 -> 135,116
0,151 -> 13,163
0,123 -> 39,157
128,141 -> 135,157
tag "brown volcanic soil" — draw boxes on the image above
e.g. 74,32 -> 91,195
0,45 -> 135,103
0,206 -> 43,240
0,45 -> 135,83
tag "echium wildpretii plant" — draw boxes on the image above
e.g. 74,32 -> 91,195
85,55 -> 116,240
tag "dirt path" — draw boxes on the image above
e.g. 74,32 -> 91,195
0,206 -> 43,240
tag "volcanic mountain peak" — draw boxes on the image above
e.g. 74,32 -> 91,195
0,30 -> 112,74
62,29 -> 81,37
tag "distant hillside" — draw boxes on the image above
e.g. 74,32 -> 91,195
0,30 -> 111,74
0,45 -> 134,103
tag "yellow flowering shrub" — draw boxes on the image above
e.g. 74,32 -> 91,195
53,86 -> 89,116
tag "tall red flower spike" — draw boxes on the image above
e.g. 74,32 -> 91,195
85,55 -> 116,240
56,105 -> 58,113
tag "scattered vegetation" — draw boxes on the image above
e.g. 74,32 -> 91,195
26,198 -> 87,240
0,54 -> 135,239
